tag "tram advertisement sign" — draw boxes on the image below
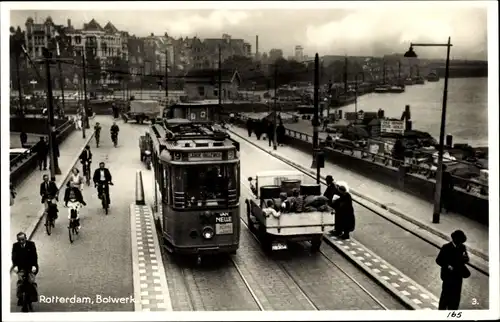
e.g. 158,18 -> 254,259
380,120 -> 405,134
188,151 -> 223,161
215,212 -> 233,234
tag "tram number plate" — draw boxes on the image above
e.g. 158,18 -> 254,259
272,242 -> 288,251
216,223 -> 233,235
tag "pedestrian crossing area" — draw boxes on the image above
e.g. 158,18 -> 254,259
325,235 -> 440,310
130,204 -> 172,311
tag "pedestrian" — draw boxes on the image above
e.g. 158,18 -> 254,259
35,137 -> 48,171
76,114 -> 83,130
276,121 -> 286,146
267,121 -> 275,147
112,102 -> 119,119
324,175 -> 341,234
20,132 -> 28,148
330,181 -> 355,239
441,164 -> 454,213
254,120 -> 263,140
246,118 -> 254,137
436,230 -> 471,310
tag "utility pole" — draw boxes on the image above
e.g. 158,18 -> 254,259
273,63 -> 278,150
55,39 -> 65,117
313,53 -> 321,183
165,50 -> 169,97
82,51 -> 89,138
42,47 -> 61,176
218,44 -> 222,106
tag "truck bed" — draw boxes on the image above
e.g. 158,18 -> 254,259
248,199 -> 335,236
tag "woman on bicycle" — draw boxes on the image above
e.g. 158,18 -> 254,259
64,181 -> 86,206
69,168 -> 85,191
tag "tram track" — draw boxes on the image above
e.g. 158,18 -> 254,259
238,187 -> 403,310
234,133 -> 490,309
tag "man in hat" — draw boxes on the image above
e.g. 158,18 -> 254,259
436,230 -> 470,310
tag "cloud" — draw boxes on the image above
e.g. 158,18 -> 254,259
165,10 -> 250,36
304,7 -> 487,58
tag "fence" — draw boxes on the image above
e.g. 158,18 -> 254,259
10,118 -> 76,187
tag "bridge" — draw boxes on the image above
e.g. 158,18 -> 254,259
7,115 -> 490,314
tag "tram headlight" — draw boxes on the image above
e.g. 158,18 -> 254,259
227,150 -> 234,159
201,226 -> 215,240
173,153 -> 181,160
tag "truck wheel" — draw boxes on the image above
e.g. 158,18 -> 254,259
310,236 -> 322,253
135,116 -> 140,123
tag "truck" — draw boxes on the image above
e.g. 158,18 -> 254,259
245,170 -> 335,253
122,100 -> 163,124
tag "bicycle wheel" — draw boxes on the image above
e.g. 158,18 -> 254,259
45,216 -> 52,235
68,224 -> 75,243
102,194 -> 108,215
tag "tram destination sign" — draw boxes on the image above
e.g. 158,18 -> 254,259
216,212 -> 233,235
188,151 -> 223,161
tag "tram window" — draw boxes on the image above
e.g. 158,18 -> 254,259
171,164 -> 238,208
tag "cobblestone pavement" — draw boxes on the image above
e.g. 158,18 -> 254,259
130,204 -> 172,311
9,118 -> 144,312
232,129 -> 489,310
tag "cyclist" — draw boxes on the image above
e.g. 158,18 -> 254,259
110,122 -> 120,146
12,232 -> 39,309
92,162 -> 113,205
39,175 -> 58,210
69,168 -> 85,191
63,181 -> 86,206
66,189 -> 83,230
94,122 -> 102,145
45,199 -> 59,224
79,145 -> 92,178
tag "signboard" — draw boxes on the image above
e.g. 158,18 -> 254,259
380,120 -> 405,134
215,212 -> 233,235
187,151 -> 223,161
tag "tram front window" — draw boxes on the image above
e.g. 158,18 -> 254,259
173,164 -> 236,207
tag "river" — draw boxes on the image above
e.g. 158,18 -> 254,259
336,78 -> 488,147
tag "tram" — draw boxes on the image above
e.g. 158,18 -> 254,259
147,102 -> 241,261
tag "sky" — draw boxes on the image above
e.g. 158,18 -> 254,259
8,2 -> 490,60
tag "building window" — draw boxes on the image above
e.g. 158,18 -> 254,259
198,86 -> 205,96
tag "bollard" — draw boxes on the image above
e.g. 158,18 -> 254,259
135,170 -> 145,206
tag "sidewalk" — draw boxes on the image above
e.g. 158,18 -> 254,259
9,116 -> 107,244
230,125 -> 489,260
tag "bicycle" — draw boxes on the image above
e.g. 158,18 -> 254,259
97,182 -> 112,214
17,270 -> 35,312
111,134 -> 118,148
68,218 -> 79,243
44,212 -> 56,235
82,161 -> 91,186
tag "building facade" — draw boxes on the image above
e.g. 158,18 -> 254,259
294,45 -> 304,62
24,16 -> 58,58
183,69 -> 241,100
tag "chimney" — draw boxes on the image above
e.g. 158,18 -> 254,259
256,35 -> 259,56
67,19 -> 71,27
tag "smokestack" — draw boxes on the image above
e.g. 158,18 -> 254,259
256,35 -> 259,56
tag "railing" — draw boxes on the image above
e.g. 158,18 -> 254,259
10,118 -> 76,186
283,127 -> 489,197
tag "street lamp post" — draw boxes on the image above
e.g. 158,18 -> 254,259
404,37 -> 452,224
10,28 -> 24,117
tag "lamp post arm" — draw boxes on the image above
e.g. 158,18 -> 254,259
411,43 -> 453,47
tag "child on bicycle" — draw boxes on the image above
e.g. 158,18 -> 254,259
66,190 -> 83,230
